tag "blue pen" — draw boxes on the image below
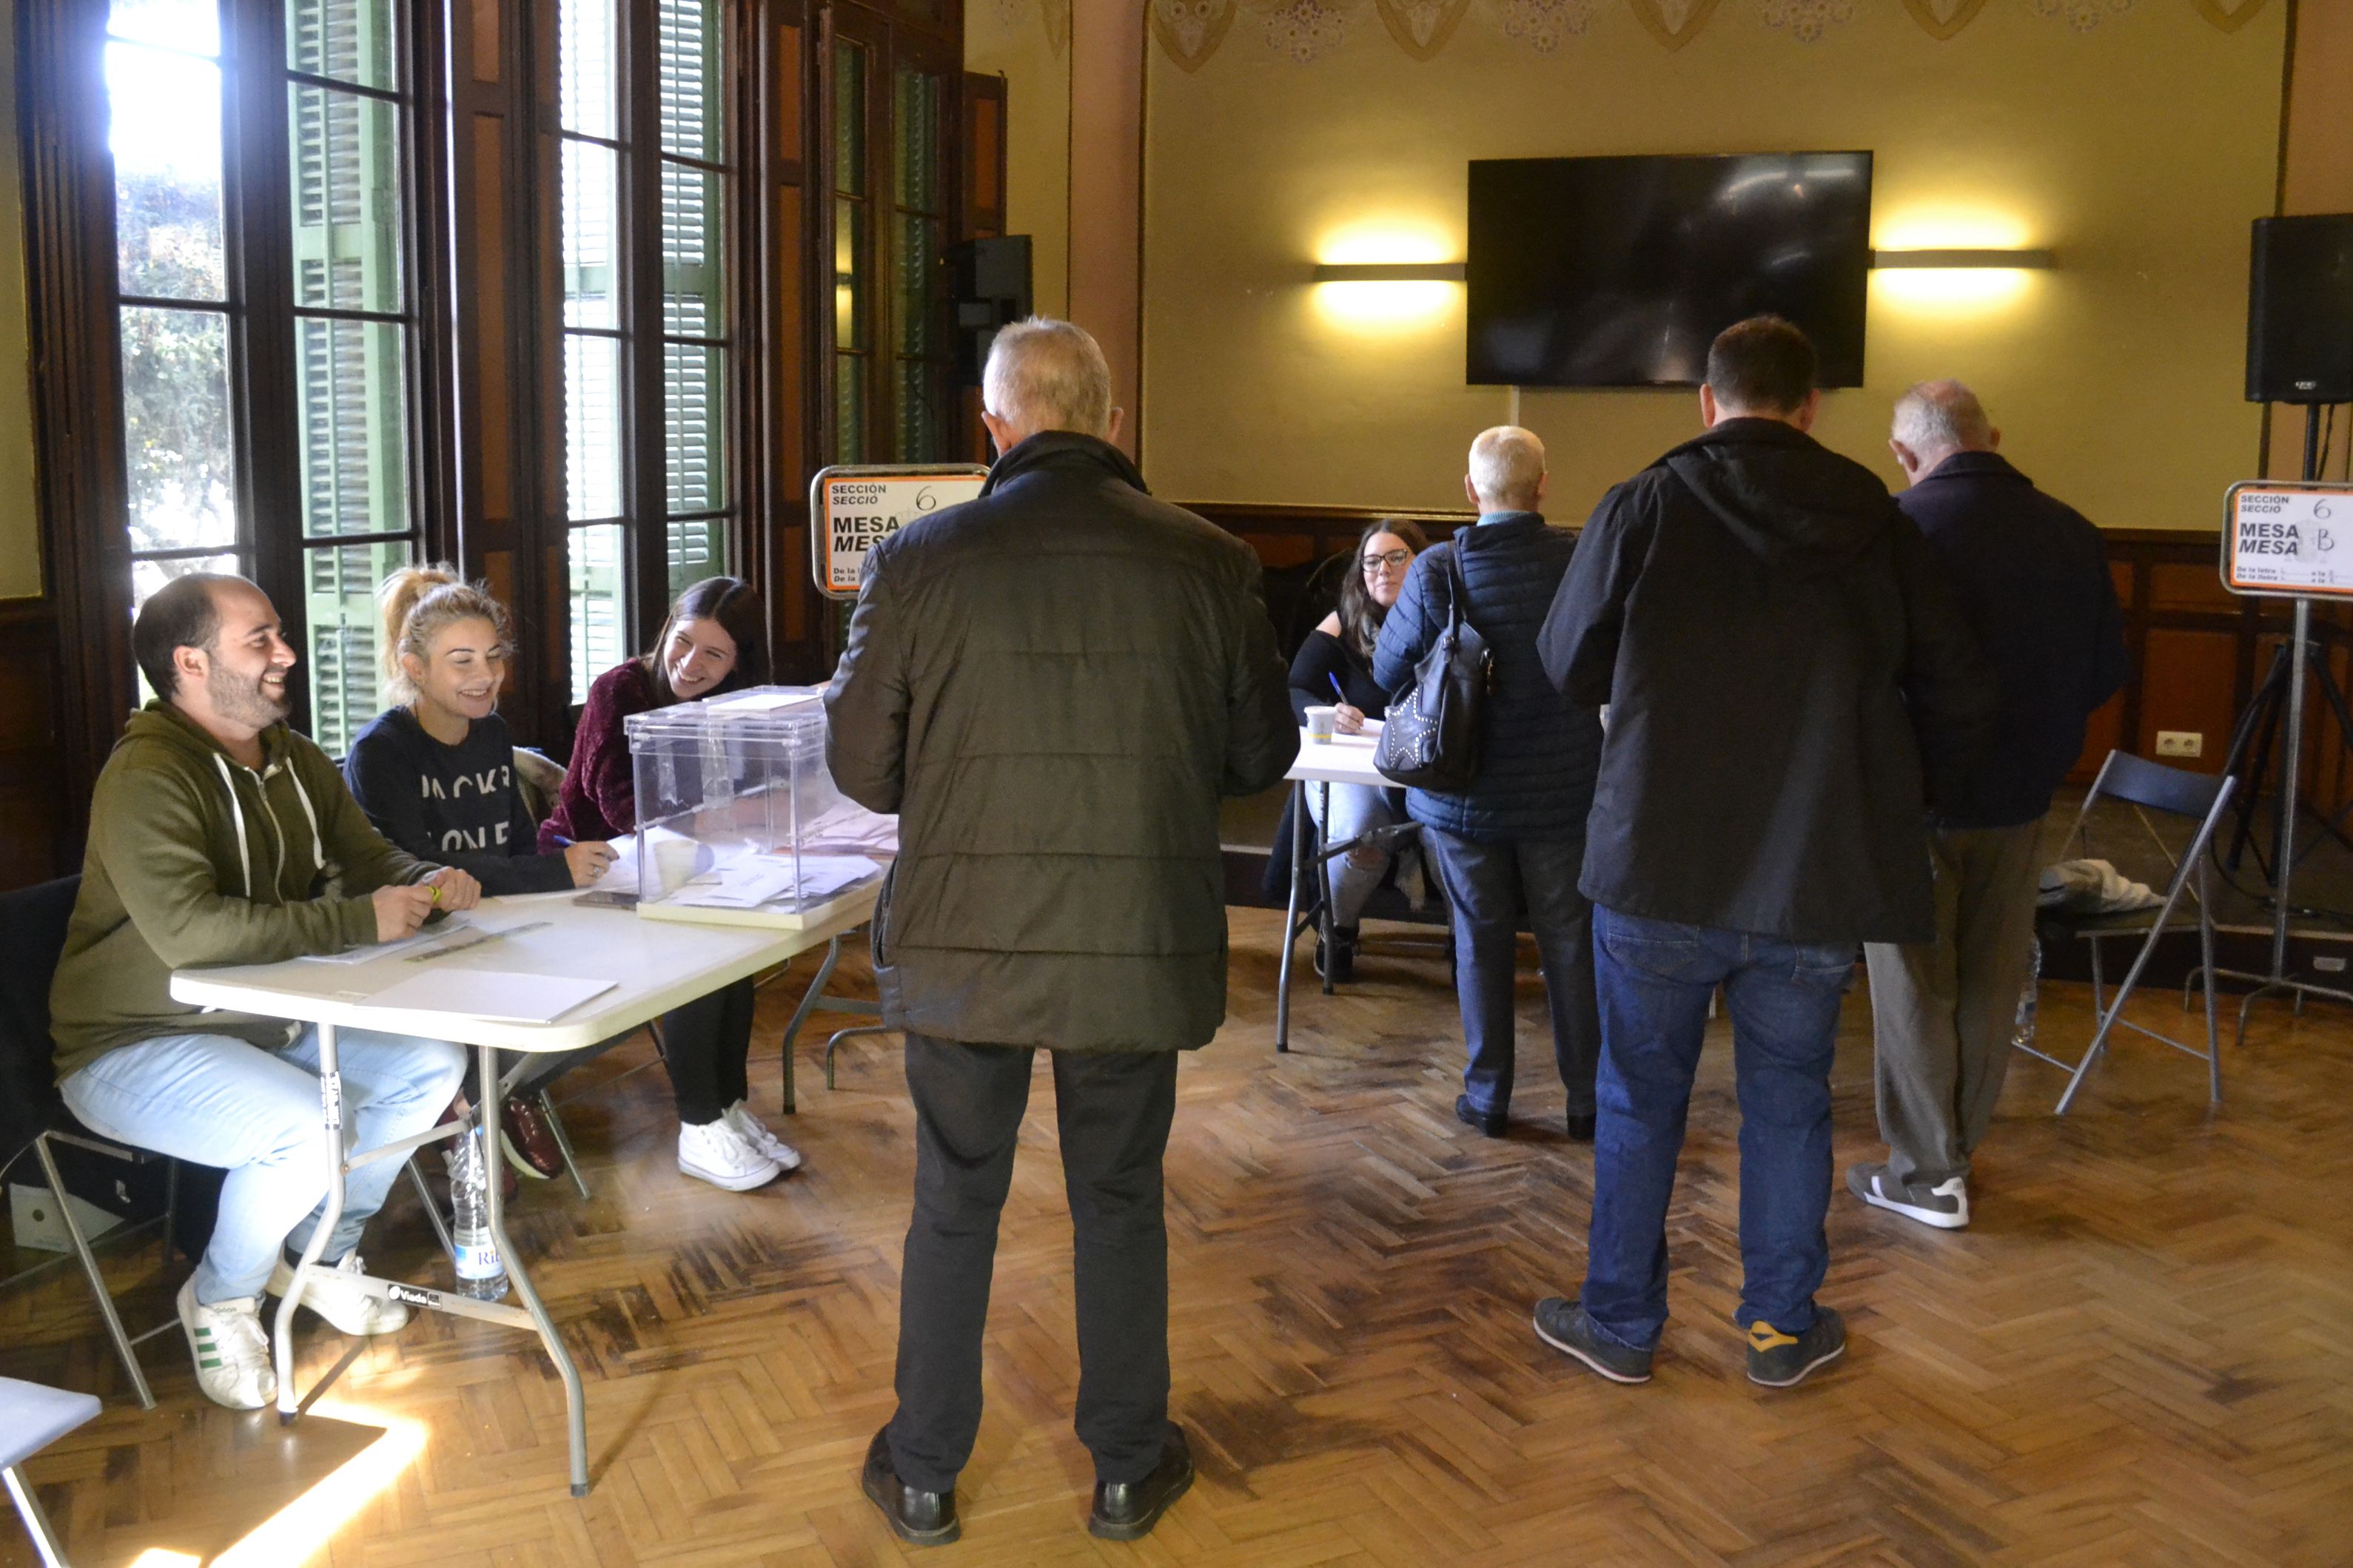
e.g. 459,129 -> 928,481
1329,673 -> 1346,701
548,834 -> 574,847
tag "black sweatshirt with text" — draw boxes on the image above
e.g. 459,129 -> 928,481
343,707 -> 575,895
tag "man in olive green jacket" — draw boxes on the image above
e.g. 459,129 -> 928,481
827,319 -> 1296,1547
50,573 -> 477,1411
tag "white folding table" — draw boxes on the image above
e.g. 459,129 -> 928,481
1275,726 -> 1406,1051
169,888 -> 875,1495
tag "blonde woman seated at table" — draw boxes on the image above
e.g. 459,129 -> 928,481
1287,520 -> 1426,982
343,565 -> 619,1182
538,576 -> 802,1192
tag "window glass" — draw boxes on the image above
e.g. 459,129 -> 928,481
568,524 -> 627,696
285,0 -> 396,90
110,0 -> 220,57
561,139 -> 622,329
665,344 -> 722,514
305,539 -> 412,753
121,305 -> 239,552
565,334 -> 623,519
288,84 -> 403,312
295,317 -> 409,537
657,0 -> 719,160
108,39 -> 226,301
558,0 -> 618,139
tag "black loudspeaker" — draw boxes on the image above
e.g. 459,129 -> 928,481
2247,214 -> 2353,405
944,235 -> 1034,387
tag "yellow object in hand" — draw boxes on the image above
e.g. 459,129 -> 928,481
428,882 -> 442,904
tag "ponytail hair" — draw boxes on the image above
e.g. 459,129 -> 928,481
377,562 -> 514,705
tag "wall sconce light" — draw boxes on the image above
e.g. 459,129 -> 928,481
1310,261 -> 1468,283
1871,249 -> 2055,269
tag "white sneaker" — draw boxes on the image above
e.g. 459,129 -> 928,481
178,1276 -> 277,1410
679,1118 -> 782,1191
722,1100 -> 804,1172
267,1252 -> 412,1336
1847,1163 -> 1970,1230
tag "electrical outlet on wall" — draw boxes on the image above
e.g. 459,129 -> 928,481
2156,730 -> 2204,758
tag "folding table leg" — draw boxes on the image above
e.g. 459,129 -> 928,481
1276,780 -> 1305,1052
779,936 -> 845,1114
276,1022 -> 344,1422
481,1048 -> 591,1495
4,1464 -> 69,1568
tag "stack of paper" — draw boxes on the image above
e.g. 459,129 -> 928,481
671,853 -> 882,910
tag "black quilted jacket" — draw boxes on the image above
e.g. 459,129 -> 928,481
1372,512 -> 1603,842
823,432 -> 1298,1051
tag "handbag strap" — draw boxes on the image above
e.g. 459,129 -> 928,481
1437,537 -> 1479,642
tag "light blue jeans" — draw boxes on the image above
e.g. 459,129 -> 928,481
61,1027 -> 468,1306
1306,781 -> 1406,929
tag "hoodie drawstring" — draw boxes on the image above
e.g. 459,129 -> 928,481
211,753 -> 253,900
286,767 -> 326,873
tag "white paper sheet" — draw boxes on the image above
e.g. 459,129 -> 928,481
671,853 -> 882,910
359,968 -> 616,1023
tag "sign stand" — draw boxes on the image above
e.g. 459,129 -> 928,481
2214,405 -> 2353,1044
809,464 -> 991,601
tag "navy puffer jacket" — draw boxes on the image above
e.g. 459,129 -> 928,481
1372,512 -> 1601,841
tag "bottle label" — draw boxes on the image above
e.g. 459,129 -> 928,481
454,1235 -> 503,1279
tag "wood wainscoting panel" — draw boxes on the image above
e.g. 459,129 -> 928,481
0,602 -> 73,889
2135,627 -> 2243,772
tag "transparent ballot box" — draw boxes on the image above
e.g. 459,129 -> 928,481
623,686 -> 896,929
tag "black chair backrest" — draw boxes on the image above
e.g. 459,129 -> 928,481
0,877 -> 80,1162
2087,750 -> 2229,821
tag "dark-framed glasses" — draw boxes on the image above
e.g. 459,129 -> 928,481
1362,549 -> 1412,573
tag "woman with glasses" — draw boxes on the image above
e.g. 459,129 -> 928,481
1286,520 -> 1428,980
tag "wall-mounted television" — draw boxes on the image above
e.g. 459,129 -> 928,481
1466,152 -> 1873,389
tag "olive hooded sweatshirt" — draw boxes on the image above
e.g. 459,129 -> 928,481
49,701 -> 434,1083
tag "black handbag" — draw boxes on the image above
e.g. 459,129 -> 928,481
1374,545 -> 1491,791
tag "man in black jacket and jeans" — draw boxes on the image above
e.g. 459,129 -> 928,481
1532,317 -> 1994,1390
1853,381 -> 2127,1231
826,317 -> 1297,1545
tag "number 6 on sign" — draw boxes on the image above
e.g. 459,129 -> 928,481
810,464 -> 991,600
2221,480 -> 2353,599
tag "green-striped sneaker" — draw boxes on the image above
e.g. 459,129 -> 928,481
1744,1307 -> 1847,1388
177,1275 -> 277,1410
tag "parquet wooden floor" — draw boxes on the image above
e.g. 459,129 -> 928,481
4,910 -> 2350,1567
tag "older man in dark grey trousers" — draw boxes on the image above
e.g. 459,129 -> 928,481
826,317 -> 1297,1547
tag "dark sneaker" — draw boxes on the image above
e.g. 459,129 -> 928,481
1744,1308 -> 1847,1388
1531,1296 -> 1654,1383
1847,1162 -> 1968,1229
860,1426 -> 959,1546
1564,1110 -> 1596,1143
1089,1422 -> 1195,1541
1313,925 -> 1358,983
1454,1094 -> 1508,1137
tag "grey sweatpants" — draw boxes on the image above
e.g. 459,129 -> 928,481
1863,821 -> 2043,1190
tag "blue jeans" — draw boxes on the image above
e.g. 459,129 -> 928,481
1422,829 -> 1600,1117
61,1027 -> 467,1306
1580,906 -> 1854,1349
1306,781 -> 1405,929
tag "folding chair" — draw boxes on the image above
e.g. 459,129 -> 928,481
0,1376 -> 98,1567
2021,750 -> 2236,1115
0,878 -> 178,1410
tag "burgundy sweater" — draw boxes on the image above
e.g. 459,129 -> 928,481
538,661 -> 659,849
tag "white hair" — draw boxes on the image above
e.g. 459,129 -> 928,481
981,317 -> 1113,440
1891,380 -> 1995,458
1468,425 -> 1546,511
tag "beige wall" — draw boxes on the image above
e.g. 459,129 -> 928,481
0,0 -> 42,599
966,0 -> 1073,319
1138,3 -> 2289,528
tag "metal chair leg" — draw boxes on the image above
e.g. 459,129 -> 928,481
538,1090 -> 591,1199
824,1026 -> 898,1090
33,1135 -> 152,1410
4,1464 -> 71,1568
405,1155 -> 455,1263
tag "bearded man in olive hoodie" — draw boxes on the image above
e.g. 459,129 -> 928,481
50,573 -> 476,1411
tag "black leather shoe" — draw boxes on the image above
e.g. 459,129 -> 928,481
1089,1423 -> 1194,1541
1564,1110 -> 1596,1142
861,1427 -> 959,1546
1454,1094 -> 1508,1137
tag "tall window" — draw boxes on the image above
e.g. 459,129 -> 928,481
104,0 -> 423,752
559,0 -> 736,701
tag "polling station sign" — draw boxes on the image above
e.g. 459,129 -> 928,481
810,465 -> 990,599
2221,480 -> 2353,599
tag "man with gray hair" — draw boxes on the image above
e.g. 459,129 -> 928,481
1855,380 -> 2127,1230
1373,425 -> 1603,1142
828,316 -> 1295,1545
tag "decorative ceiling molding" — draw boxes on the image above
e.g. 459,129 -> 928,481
1261,0 -> 1357,62
1626,0 -> 1725,50
1899,0 -> 1988,36
2029,0 -> 2135,30
1152,0 -> 1236,71
1374,0 -> 1475,58
2190,0 -> 2266,32
1762,0 -> 1856,40
1497,0 -> 1598,50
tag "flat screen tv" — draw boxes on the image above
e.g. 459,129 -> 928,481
1466,152 -> 1873,389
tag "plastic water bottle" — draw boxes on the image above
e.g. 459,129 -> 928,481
2011,936 -> 2042,1048
450,1127 -> 511,1301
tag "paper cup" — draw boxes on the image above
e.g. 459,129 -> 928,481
1303,705 -> 1337,743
